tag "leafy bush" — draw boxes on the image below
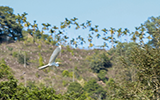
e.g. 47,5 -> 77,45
17,53 -> 29,64
67,82 -> 83,93
86,52 -> 112,73
0,60 -> 13,79
7,46 -> 13,51
45,40 -> 50,44
12,51 -> 29,64
51,40 -> 57,45
38,53 -> 44,66
38,44 -> 41,49
62,70 -> 69,77
12,52 -> 18,57
62,80 -> 68,87
84,79 -> 107,99
0,78 -> 84,100
61,49 -> 65,53
97,70 -> 108,82
66,45 -> 71,52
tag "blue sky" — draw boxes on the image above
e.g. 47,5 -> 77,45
1,0 -> 160,49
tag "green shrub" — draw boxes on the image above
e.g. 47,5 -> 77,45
61,49 -> 65,53
7,46 -> 13,51
51,40 -> 57,45
84,79 -> 107,99
71,51 -> 74,56
17,53 -> 29,64
0,59 -> 13,79
62,70 -> 69,77
45,40 -> 50,44
38,53 -> 44,66
23,40 -> 27,45
27,81 -> 36,88
0,58 -> 6,64
20,76 -> 24,80
97,70 -> 108,82
43,69 -> 50,73
12,52 -> 18,57
0,78 -> 84,99
38,44 -> 41,49
66,45 -> 71,52
67,82 -> 83,93
62,80 -> 68,87
86,52 -> 112,73
69,72 -> 73,77
35,72 -> 39,78
55,58 -> 62,62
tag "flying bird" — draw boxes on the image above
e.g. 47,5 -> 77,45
38,45 -> 61,70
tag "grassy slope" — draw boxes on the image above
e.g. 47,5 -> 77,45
0,41 -> 105,94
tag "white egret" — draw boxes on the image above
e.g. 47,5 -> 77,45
38,45 -> 61,70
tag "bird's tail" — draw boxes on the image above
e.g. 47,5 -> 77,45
38,64 -> 49,70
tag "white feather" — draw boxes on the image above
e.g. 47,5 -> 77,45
38,45 -> 61,70
38,64 -> 49,70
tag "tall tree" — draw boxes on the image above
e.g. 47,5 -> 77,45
145,16 -> 160,47
0,6 -> 23,42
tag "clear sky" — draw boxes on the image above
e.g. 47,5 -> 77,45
1,0 -> 160,49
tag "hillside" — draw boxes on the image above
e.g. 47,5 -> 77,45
0,41 -> 107,94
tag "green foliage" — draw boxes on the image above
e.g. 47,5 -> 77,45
107,45 -> 160,99
0,78 -> 85,100
113,42 -> 139,57
84,79 -> 107,99
7,46 -> 13,51
0,79 -> 18,99
71,51 -> 74,56
97,70 -> 107,82
0,58 -> 6,64
145,16 -> 160,47
17,52 -> 29,64
67,82 -> 83,93
17,54 -> 25,64
62,80 -> 68,87
43,68 -> 50,73
20,76 -> 24,80
12,51 -> 18,57
45,40 -> 50,44
38,53 -> 44,66
86,51 -> 112,73
41,34 -> 49,41
0,6 -> 23,42
0,60 -> 13,79
51,40 -> 57,45
12,51 -> 30,64
38,44 -> 41,49
28,59 -> 37,63
62,70 -> 73,78
61,49 -> 65,53
62,70 -> 69,77
69,72 -> 73,77
55,58 -> 62,62
27,37 -> 33,43
35,72 -> 39,78
66,45 -> 70,52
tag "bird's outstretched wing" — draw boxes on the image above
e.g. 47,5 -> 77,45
49,46 -> 61,64
38,64 -> 49,70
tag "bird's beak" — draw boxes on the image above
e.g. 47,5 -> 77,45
57,62 -> 61,64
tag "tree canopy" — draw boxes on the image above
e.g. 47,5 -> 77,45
0,6 -> 23,42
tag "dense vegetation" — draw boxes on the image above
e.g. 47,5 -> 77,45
1,6 -> 160,99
